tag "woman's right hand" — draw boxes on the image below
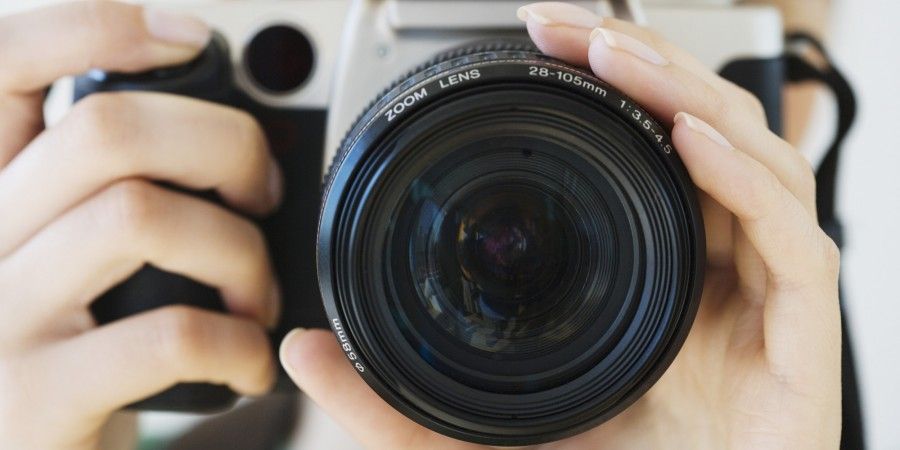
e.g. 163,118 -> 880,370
0,2 -> 282,449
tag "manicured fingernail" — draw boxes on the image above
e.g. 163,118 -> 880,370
267,158 -> 284,206
517,3 -> 603,29
589,28 -> 669,66
266,282 -> 282,329
279,328 -> 308,373
675,112 -> 734,149
143,7 -> 211,48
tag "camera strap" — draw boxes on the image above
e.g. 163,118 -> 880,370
784,32 -> 865,450
784,32 -> 857,250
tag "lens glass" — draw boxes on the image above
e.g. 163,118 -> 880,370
356,89 -> 649,393
432,183 -> 575,346
404,155 -> 613,358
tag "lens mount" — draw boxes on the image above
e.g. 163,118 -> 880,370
318,41 -> 704,446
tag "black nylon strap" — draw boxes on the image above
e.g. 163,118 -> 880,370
784,32 -> 858,249
784,32 -> 865,450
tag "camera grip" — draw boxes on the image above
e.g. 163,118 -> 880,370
90,266 -> 238,412
75,33 -> 240,412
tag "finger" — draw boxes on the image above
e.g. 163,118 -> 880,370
518,2 -> 816,216
517,2 -> 602,67
0,1 -> 209,182
0,0 -> 210,94
672,112 -> 841,372
699,192 -> 734,269
0,180 -> 279,334
672,112 -> 836,287
733,221 -> 768,305
0,93 -> 42,168
583,26 -> 816,215
0,92 -> 282,257
518,2 -> 722,86
33,306 -> 275,416
280,329 -> 480,450
518,3 -> 812,273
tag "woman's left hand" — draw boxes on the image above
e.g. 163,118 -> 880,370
279,3 -> 842,449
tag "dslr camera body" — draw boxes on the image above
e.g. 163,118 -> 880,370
75,0 -> 785,445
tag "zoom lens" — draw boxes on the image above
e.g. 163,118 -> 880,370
318,41 -> 705,446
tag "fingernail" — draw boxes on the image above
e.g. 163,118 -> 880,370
267,158 -> 284,207
266,281 -> 282,329
143,7 -> 211,48
675,112 -> 734,149
516,3 -> 603,29
279,328 -> 308,373
589,28 -> 669,66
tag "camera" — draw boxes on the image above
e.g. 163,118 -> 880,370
73,0 -> 785,445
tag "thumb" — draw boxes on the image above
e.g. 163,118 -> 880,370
0,0 -> 210,94
279,328 -> 478,450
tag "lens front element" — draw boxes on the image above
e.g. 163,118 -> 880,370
433,183 -> 582,349
423,183 -> 583,352
373,99 -> 639,396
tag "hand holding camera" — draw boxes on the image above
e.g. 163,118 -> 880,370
282,4 -> 842,448
0,3 -> 280,448
0,1 -> 841,449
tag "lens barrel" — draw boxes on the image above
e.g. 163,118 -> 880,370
318,41 -> 704,445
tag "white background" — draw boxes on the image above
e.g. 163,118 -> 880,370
829,1 -> 900,448
0,0 -> 898,448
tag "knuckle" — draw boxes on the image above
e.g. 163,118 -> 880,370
768,137 -> 817,206
150,306 -> 209,366
250,232 -> 274,290
718,79 -> 766,123
793,150 -> 816,182
708,84 -> 766,127
78,0 -> 116,23
819,234 -> 842,279
74,0 -> 156,72
241,224 -> 270,277
77,0 -> 145,63
740,90 -> 767,122
230,109 -> 269,166
708,88 -> 733,124
245,222 -> 269,260
68,93 -> 131,152
78,0 -> 120,39
791,152 -> 817,196
99,180 -> 162,241
78,0 -> 118,21
742,168 -> 783,221
231,108 -> 263,138
239,328 -> 275,394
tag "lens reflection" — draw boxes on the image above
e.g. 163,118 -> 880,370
456,187 -> 568,310
433,184 -> 576,351
392,142 -> 620,361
